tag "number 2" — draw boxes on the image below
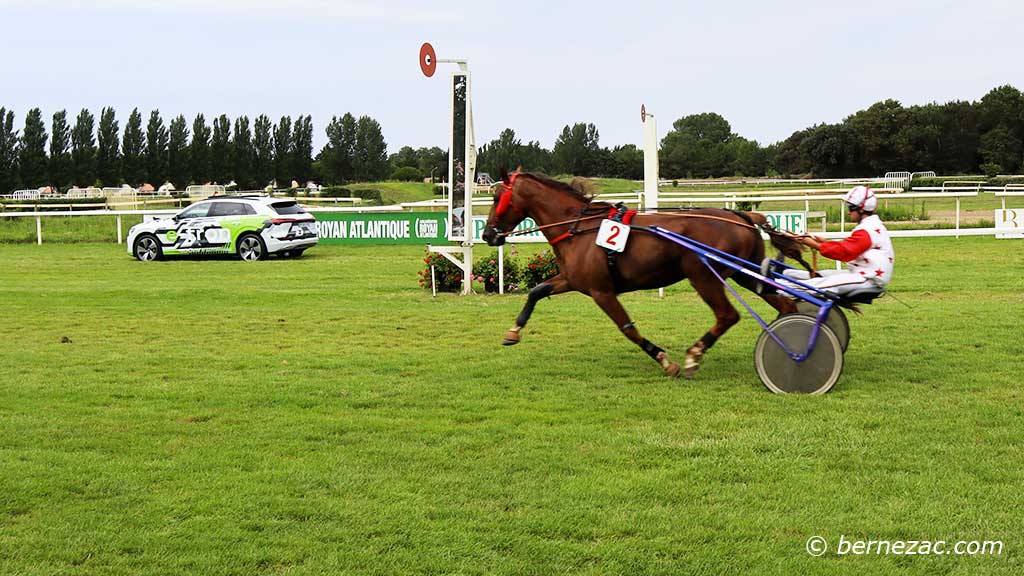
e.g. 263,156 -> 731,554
607,225 -> 620,245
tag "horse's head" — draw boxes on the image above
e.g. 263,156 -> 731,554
482,167 -> 526,246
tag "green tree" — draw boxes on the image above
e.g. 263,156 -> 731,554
49,110 -> 73,189
145,110 -> 168,185
273,116 -> 293,185
416,146 -> 447,182
167,115 -> 190,189
518,141 -> 552,173
979,126 -> 1023,174
320,113 -> 357,184
477,128 -> 522,176
977,85 -> 1024,138
844,99 -> 906,174
253,114 -> 274,188
210,114 -> 232,184
18,108 -> 48,188
353,115 -> 388,181
0,108 -> 19,193
552,123 -> 600,176
232,116 -> 255,190
96,107 -> 121,186
292,115 -> 314,184
609,144 -> 643,179
391,165 -> 422,181
122,108 -> 146,185
190,114 -> 211,184
389,145 -> 420,170
660,112 -> 738,178
772,126 -> 813,176
71,108 -> 96,186
801,124 -> 857,177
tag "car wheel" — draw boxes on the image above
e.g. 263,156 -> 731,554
134,234 -> 163,261
236,233 -> 267,261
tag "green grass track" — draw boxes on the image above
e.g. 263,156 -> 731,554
0,239 -> 1022,574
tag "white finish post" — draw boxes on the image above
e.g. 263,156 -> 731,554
498,244 -> 504,294
432,49 -> 474,296
642,106 -> 659,211
117,215 -> 122,244
36,216 -> 42,245
463,72 -> 475,296
430,265 -> 437,297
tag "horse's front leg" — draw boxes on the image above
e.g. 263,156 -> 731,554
503,274 -> 571,345
590,290 -> 681,378
684,276 -> 742,379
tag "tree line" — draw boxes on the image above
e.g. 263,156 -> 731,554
476,85 -> 1024,180
2,84 -> 1022,193
0,108 -> 394,193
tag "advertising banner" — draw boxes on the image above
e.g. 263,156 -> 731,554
314,213 -> 446,244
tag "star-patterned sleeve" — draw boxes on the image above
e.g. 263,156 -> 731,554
818,229 -> 872,262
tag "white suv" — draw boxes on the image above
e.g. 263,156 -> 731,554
127,196 -> 318,261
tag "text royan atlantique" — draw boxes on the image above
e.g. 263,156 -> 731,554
316,220 -> 412,240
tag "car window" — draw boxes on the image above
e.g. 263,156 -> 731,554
271,201 -> 307,215
208,202 -> 249,217
177,203 -> 211,219
244,203 -> 257,215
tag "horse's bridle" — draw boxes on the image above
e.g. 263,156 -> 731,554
494,172 -> 524,222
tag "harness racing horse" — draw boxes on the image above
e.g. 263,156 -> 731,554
481,169 -> 803,379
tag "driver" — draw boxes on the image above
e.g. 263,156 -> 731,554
782,186 -> 894,296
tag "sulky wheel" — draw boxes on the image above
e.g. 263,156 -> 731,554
795,300 -> 850,352
754,314 -> 844,395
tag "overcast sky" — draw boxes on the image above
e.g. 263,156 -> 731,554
2,0 -> 1022,154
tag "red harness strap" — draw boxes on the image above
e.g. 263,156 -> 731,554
549,231 -> 573,245
551,209 -> 636,246
607,207 -> 637,225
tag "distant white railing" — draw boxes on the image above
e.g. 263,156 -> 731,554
993,185 -> 1024,209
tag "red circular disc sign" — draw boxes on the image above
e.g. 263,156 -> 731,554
420,43 -> 437,77
641,104 -> 646,123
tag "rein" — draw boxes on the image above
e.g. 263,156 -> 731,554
500,210 -> 786,241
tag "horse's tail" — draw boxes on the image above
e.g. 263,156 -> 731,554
745,211 -> 815,274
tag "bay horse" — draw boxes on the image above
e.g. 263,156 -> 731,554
481,169 -> 803,378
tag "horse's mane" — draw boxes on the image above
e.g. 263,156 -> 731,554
519,172 -> 606,205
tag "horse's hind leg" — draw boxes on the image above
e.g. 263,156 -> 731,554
684,276 -> 742,379
503,274 -> 571,345
590,290 -> 681,378
733,270 -> 798,315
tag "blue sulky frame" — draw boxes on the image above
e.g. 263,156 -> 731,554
642,225 -> 840,364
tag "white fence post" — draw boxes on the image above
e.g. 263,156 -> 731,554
956,197 -> 961,238
498,244 -> 504,294
117,215 -> 123,244
36,216 -> 42,245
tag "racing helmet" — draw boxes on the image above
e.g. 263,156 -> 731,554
844,185 -> 877,212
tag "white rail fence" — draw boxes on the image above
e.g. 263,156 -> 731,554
3,184 -> 1019,246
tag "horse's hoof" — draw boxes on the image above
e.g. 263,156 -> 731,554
664,361 -> 682,378
683,362 -> 700,379
655,352 -> 681,378
683,348 -> 703,379
502,329 -> 520,346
